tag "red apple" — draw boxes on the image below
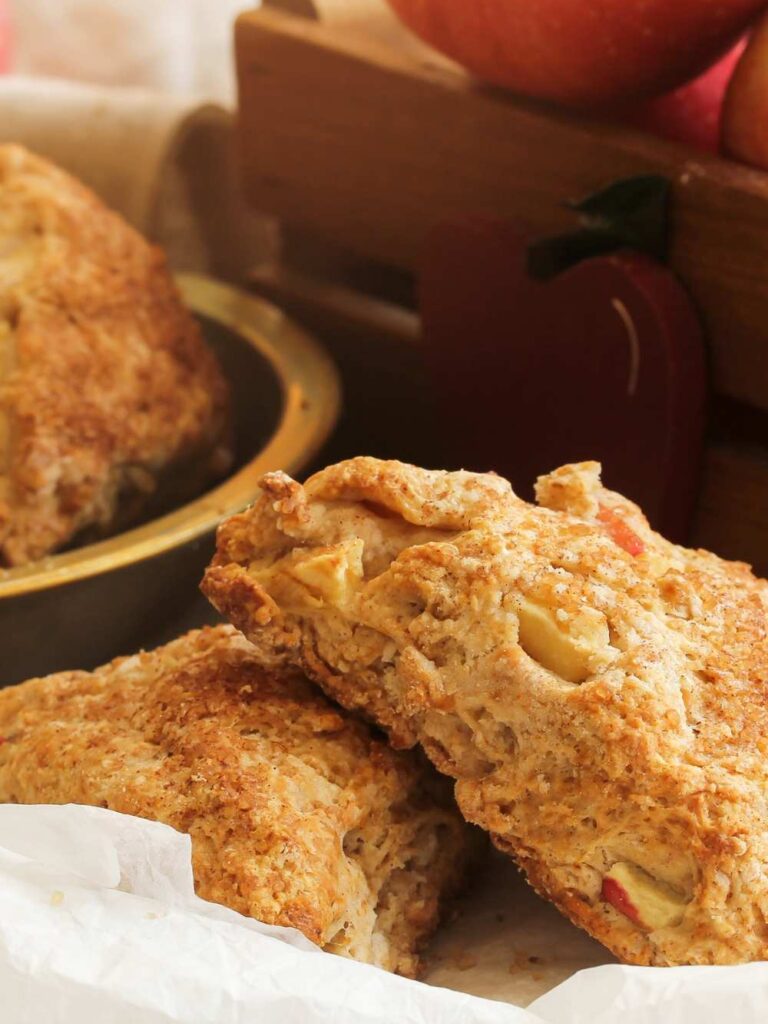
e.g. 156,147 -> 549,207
385,0 -> 768,109
628,40 -> 745,152
722,11 -> 768,169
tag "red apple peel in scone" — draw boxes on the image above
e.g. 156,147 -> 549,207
602,863 -> 688,931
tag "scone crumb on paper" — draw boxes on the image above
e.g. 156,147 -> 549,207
447,948 -> 478,971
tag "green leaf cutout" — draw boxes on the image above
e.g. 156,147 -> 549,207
527,174 -> 671,281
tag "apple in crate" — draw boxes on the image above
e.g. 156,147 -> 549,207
385,0 -> 768,108
628,41 -> 745,152
723,11 -> 768,170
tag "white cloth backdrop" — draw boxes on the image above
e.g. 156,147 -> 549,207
0,1 -> 275,277
7,0 -> 255,102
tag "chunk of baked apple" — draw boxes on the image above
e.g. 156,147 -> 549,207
289,540 -> 365,606
602,862 -> 687,930
517,599 -> 610,683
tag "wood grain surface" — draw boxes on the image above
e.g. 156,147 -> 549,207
695,445 -> 768,575
237,7 -> 768,413
237,5 -> 768,571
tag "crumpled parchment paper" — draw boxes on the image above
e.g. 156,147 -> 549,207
0,804 -> 537,1024
3,804 -> 768,1024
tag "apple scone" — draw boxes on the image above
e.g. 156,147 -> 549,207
0,624 -> 469,976
203,456 -> 768,966
0,144 -> 230,566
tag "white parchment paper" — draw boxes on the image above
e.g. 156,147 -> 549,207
0,804 -> 538,1024
3,805 -> 768,1023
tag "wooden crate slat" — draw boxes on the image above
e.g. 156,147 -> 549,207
695,445 -> 768,574
236,8 -> 768,412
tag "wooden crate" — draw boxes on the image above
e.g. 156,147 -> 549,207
235,2 -> 768,572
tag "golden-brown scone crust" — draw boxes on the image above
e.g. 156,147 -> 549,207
0,144 -> 230,566
203,456 -> 768,967
0,624 -> 468,976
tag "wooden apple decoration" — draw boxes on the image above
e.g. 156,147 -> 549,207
385,0 -> 768,108
722,11 -> 768,169
420,188 -> 707,540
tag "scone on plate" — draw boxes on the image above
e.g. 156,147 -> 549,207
203,456 -> 768,967
0,144 -> 231,566
0,624 -> 469,976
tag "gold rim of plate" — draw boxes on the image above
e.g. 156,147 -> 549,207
0,273 -> 341,600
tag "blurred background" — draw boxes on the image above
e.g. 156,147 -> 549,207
3,0 -> 246,98
2,0 -> 768,580
0,0 -> 442,482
